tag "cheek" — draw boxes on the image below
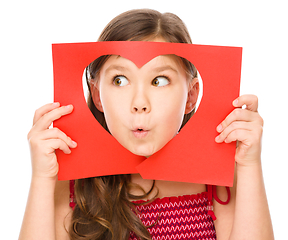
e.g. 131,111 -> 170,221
151,102 -> 185,153
100,89 -> 128,133
153,90 -> 187,133
162,104 -> 185,134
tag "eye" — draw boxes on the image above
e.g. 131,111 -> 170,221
151,76 -> 170,87
113,75 -> 129,87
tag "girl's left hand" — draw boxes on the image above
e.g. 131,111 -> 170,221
215,94 -> 264,167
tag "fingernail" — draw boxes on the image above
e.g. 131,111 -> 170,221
65,104 -> 73,109
71,140 -> 77,147
52,102 -> 60,106
233,99 -> 238,106
217,124 -> 222,132
215,135 -> 220,142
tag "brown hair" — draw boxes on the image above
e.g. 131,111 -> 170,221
68,9 -> 197,240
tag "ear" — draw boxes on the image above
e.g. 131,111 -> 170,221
185,78 -> 200,114
90,81 -> 104,112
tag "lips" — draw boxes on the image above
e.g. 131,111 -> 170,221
132,128 -> 149,138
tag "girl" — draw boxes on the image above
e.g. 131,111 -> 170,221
19,9 -> 274,240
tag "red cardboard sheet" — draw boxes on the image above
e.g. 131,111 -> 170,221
53,41 -> 242,186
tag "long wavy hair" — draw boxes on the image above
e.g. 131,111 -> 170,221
68,9 -> 197,240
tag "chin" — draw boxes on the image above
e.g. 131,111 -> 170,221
129,146 -> 156,158
129,143 -> 165,158
131,150 -> 153,158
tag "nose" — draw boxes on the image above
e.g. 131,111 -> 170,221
133,106 -> 148,113
131,90 -> 151,113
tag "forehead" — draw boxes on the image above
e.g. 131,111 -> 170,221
101,54 -> 185,73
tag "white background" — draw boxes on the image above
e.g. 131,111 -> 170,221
1,0 -> 287,238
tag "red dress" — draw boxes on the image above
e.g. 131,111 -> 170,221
69,181 -> 230,240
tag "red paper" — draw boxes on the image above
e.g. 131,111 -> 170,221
52,41 -> 242,186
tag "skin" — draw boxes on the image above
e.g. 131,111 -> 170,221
19,64 -> 274,239
90,54 -> 199,157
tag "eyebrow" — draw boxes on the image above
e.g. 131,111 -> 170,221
151,66 -> 179,74
105,65 -> 128,74
105,64 -> 179,74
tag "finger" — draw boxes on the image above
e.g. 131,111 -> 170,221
233,94 -> 258,112
215,121 -> 252,143
40,128 -> 77,149
216,108 -> 260,133
222,128 -> 254,144
46,139 -> 72,154
33,105 -> 74,132
33,102 -> 60,125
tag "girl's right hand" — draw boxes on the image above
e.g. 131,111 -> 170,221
27,102 -> 77,180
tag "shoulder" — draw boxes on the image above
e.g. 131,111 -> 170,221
54,179 -> 72,240
213,167 -> 237,239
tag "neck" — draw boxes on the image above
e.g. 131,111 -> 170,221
129,174 -> 206,200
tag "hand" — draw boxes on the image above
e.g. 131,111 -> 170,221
215,94 -> 264,166
27,103 -> 77,179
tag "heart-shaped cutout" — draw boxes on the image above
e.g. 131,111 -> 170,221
53,41 -> 241,186
82,54 -> 203,157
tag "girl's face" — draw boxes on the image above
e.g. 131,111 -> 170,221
91,55 -> 199,157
